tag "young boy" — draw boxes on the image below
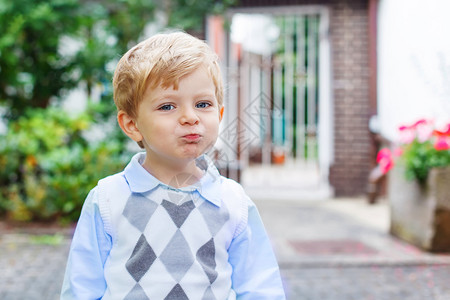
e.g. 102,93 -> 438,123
61,31 -> 286,300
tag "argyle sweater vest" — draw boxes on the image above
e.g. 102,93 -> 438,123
97,172 -> 248,300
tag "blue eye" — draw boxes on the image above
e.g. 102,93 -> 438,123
159,104 -> 175,111
196,101 -> 211,109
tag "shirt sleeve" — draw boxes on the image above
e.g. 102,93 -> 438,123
228,199 -> 286,300
60,187 -> 112,300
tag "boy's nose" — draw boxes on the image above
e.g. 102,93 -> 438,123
179,107 -> 200,125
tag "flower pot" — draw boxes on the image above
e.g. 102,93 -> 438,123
388,165 -> 450,252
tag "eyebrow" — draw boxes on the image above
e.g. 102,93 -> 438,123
153,90 -> 216,101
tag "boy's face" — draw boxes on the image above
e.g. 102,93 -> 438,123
132,66 -> 223,167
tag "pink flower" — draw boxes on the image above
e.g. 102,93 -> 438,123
414,119 -> 434,142
412,119 -> 427,127
434,136 -> 450,151
377,148 -> 394,174
394,119 -> 450,180
398,119 -> 434,143
433,123 -> 450,150
433,123 -> 450,137
393,147 -> 403,157
398,125 -> 415,144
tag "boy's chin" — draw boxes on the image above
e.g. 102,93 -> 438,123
182,152 -> 205,161
182,144 -> 212,158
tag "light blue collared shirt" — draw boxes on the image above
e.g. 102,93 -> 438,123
61,153 -> 286,299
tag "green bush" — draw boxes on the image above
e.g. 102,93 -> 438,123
0,107 -> 129,223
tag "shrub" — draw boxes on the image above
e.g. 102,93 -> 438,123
0,107 -> 129,223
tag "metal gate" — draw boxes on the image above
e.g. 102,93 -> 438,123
208,6 -> 333,198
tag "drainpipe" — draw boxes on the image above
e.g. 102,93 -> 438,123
368,0 -> 378,117
368,0 -> 385,202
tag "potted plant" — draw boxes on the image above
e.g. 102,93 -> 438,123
377,119 -> 450,252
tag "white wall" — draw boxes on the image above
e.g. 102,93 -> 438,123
378,0 -> 450,141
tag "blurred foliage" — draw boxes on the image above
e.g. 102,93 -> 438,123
164,0 -> 236,32
0,0 -> 80,118
0,0 -> 235,222
0,107 -> 130,222
0,0 -> 234,120
31,233 -> 64,245
0,0 -> 156,120
402,139 -> 450,184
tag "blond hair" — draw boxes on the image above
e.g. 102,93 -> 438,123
113,31 -> 223,121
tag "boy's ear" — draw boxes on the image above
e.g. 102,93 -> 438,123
219,106 -> 224,122
117,110 -> 143,143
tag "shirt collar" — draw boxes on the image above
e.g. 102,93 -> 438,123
124,152 -> 222,207
124,152 -> 160,193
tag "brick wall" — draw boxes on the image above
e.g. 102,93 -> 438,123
328,0 -> 372,196
236,0 -> 372,196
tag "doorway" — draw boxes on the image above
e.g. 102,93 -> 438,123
208,6 -> 334,199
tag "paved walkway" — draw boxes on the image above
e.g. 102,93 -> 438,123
1,197 -> 450,299
257,198 -> 450,300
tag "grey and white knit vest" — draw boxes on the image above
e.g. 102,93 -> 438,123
96,169 -> 248,299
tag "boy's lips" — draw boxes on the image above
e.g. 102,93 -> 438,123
182,134 -> 202,142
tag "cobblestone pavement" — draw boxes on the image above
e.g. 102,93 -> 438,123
282,265 -> 450,300
1,198 -> 450,299
0,233 -> 70,300
257,199 -> 450,300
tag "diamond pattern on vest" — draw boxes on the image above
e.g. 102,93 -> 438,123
124,283 -> 149,300
196,238 -> 218,284
126,234 -> 157,282
121,189 -> 232,299
159,229 -> 195,282
164,283 -> 189,300
202,286 -> 217,300
198,201 -> 229,236
123,194 -> 158,232
161,199 -> 195,228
